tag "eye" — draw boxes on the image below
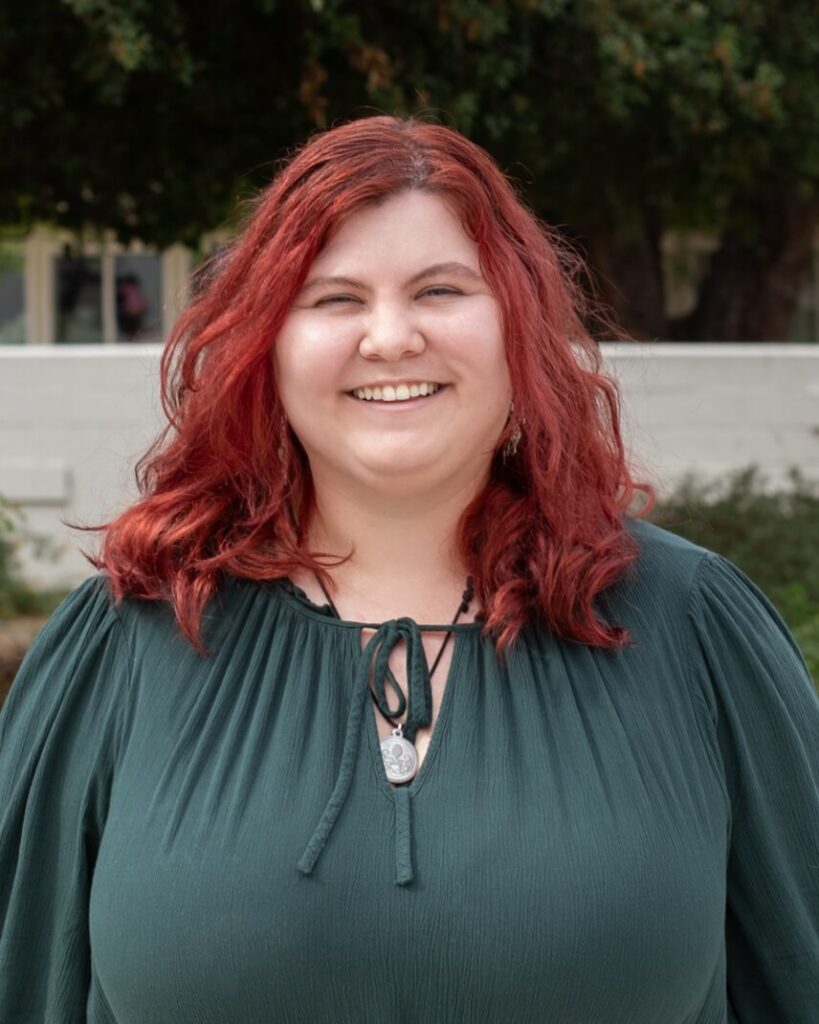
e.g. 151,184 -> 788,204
420,287 -> 460,298
315,294 -> 361,306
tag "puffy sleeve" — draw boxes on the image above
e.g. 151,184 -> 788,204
0,574 -> 132,1022
687,553 -> 819,1022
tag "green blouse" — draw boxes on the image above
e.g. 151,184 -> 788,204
0,518 -> 817,1022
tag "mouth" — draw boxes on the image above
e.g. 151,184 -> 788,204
344,384 -> 449,408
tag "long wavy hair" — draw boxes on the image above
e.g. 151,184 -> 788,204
81,114 -> 655,655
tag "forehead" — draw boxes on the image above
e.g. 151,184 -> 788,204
311,191 -> 476,272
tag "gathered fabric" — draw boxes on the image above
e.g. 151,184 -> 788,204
1,518 -> 817,1022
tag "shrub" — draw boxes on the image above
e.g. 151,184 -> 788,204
0,495 -> 67,618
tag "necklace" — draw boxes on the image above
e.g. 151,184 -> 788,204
314,573 -> 475,784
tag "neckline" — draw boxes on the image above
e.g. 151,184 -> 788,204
274,577 -> 486,633
360,624 -> 465,802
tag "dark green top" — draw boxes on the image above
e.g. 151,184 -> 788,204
1,519 -> 817,1023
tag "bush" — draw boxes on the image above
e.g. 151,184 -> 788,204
0,495 -> 68,618
648,465 -> 819,683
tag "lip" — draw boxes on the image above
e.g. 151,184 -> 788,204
344,384 -> 449,409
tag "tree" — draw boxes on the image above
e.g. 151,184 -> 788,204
2,0 -> 817,340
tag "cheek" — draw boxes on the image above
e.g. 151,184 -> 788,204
273,321 -> 352,403
451,306 -> 508,380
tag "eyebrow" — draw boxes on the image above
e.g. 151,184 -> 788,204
300,261 -> 483,294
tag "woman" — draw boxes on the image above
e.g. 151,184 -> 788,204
1,116 -> 817,1023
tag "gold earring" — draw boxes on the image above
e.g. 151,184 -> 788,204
501,401 -> 523,462
502,424 -> 522,461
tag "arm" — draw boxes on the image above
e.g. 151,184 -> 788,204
687,553 -> 819,1022
0,576 -> 132,1021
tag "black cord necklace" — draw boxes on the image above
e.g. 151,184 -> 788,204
315,573 -> 475,784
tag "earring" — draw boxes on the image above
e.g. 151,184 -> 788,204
277,413 -> 290,483
501,401 -> 523,462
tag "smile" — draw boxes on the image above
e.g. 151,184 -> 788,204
344,385 -> 447,409
345,388 -> 447,410
349,382 -> 443,403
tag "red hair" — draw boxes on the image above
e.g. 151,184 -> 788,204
80,115 -> 655,655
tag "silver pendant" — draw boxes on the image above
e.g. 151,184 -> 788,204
380,723 -> 418,784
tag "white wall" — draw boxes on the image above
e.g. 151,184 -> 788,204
609,343 -> 819,496
1,343 -> 818,589
0,347 -> 165,588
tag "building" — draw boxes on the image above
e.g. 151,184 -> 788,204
0,226 -> 228,347
1,226 -> 818,346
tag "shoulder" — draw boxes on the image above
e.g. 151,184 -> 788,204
624,515 -> 711,578
602,516 -> 713,622
622,518 -> 799,647
622,518 -> 816,702
100,572 -> 278,670
24,573 -> 126,658
610,517 -> 790,649
589,515 -> 794,672
38,572 -> 149,667
25,572 -> 187,682
1,573 -> 135,761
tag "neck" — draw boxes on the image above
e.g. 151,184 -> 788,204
302,471 -> 483,622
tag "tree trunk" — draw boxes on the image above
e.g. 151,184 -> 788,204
673,192 -> 818,342
577,208 -> 668,341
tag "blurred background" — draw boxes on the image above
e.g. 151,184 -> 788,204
0,0 -> 817,690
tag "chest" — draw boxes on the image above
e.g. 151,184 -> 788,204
90,611 -> 731,1023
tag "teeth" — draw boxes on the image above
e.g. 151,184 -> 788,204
351,382 -> 441,402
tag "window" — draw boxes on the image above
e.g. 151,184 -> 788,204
54,245 -> 163,344
55,253 -> 103,343
114,253 -> 162,342
10,229 -> 195,344
0,237 -> 25,345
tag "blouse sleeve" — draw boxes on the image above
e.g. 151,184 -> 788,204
687,553 -> 819,1022
0,575 -> 132,1022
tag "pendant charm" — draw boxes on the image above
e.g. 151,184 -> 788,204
380,723 -> 418,784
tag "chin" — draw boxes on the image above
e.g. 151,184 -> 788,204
351,451 -> 450,488
359,457 -> 439,480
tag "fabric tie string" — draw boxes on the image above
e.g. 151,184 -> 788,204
297,617 -> 432,886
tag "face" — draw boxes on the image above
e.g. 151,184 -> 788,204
273,190 -> 512,500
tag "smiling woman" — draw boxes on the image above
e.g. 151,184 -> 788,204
273,190 -> 510,497
1,116 -> 817,1024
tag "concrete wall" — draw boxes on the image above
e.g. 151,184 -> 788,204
1,343 -> 817,589
1,347 -> 165,588
610,343 -> 819,495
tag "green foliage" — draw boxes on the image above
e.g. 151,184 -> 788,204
793,612 -> 819,682
0,0 -> 813,340
0,496 -> 68,618
649,465 -> 819,681
0,496 -> 35,616
2,1 -> 817,245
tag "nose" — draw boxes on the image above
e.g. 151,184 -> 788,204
358,299 -> 426,361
